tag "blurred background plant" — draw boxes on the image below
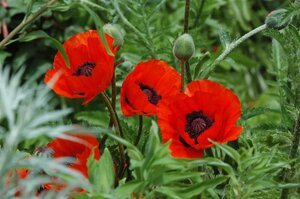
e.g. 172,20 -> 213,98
0,0 -> 300,198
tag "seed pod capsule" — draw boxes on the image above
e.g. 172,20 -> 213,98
103,24 -> 124,48
173,33 -> 195,62
265,9 -> 291,30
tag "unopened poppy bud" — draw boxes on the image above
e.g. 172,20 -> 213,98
103,24 -> 124,48
173,33 -> 195,61
265,9 -> 291,30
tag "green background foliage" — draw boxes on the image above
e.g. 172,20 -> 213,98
0,0 -> 300,198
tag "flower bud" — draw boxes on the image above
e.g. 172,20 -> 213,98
173,33 -> 195,61
265,9 -> 291,30
103,23 -> 124,48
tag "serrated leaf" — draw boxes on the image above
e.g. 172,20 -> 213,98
242,107 -> 280,120
252,123 -> 289,132
218,29 -> 231,49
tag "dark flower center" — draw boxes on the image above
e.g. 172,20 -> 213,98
73,61 -> 96,77
139,83 -> 162,105
185,111 -> 214,143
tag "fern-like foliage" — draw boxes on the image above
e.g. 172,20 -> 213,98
0,66 -> 91,198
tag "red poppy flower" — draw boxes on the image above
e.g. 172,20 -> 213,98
44,30 -> 116,104
120,59 -> 181,116
47,133 -> 100,178
157,80 -> 243,159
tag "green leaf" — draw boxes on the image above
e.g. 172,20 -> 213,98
0,51 -> 11,66
75,111 -> 109,127
19,30 -> 70,67
87,148 -> 115,193
218,29 -> 231,49
209,140 -> 241,164
72,193 -> 91,199
116,180 -> 144,199
242,107 -> 280,120
160,171 -> 204,184
25,0 -> 36,19
145,121 -> 160,154
193,52 -> 211,80
181,176 -> 228,198
189,158 -> 235,176
155,187 -> 182,199
102,129 -> 143,161
79,3 -> 114,56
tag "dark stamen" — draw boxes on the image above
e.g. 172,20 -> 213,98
139,83 -> 162,105
125,94 -> 136,110
72,62 -> 96,77
74,92 -> 85,96
185,111 -> 214,143
179,136 -> 191,148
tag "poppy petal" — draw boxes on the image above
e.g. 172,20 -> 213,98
44,30 -> 115,104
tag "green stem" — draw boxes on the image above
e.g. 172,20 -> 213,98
280,110 -> 300,199
180,60 -> 186,92
111,71 -> 116,112
134,116 -> 143,146
186,61 -> 192,83
183,0 -> 190,33
100,93 -> 125,169
100,71 -> 115,152
183,0 -> 192,83
101,58 -> 125,152
80,0 -> 106,11
201,24 -> 267,79
0,0 -> 58,49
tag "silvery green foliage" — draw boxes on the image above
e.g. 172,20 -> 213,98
0,66 -> 91,198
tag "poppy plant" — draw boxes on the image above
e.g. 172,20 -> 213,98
157,80 -> 243,159
47,133 -> 100,178
120,59 -> 181,116
44,30 -> 116,104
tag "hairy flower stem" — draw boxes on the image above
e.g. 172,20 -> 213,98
183,0 -> 192,83
183,0 -> 190,33
0,0 -> 58,49
186,62 -> 192,83
110,71 -> 117,121
101,58 -> 124,151
134,116 -> 143,146
180,60 -> 186,92
201,24 -> 267,79
100,93 -> 125,172
280,111 -> 300,199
